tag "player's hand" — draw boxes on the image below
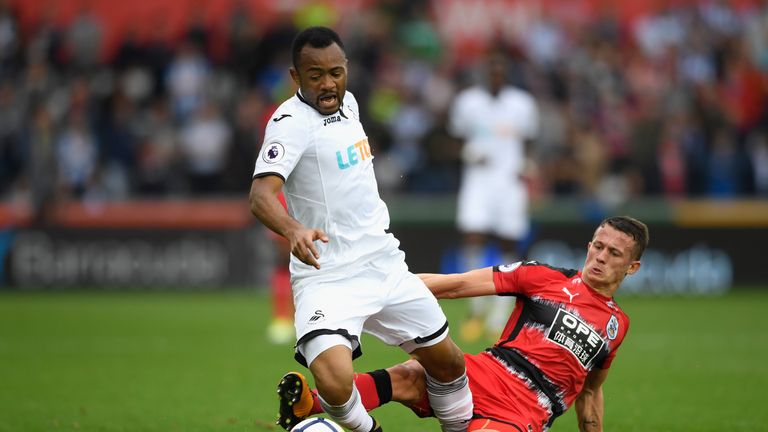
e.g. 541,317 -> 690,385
286,227 -> 329,269
460,145 -> 488,166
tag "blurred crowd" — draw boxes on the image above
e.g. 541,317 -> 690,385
1,0 -> 768,219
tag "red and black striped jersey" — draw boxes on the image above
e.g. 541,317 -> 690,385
489,261 -> 630,416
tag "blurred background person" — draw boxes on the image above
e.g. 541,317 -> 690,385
448,45 -> 539,342
265,191 -> 294,345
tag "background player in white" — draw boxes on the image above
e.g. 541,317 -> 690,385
249,27 -> 472,432
448,46 -> 539,342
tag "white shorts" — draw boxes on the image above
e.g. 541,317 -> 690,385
292,249 -> 449,367
457,174 -> 529,239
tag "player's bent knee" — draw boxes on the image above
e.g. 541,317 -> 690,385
307,343 -> 354,404
411,338 -> 466,381
312,364 -> 354,404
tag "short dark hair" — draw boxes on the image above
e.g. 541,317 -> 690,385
291,26 -> 345,69
599,216 -> 650,260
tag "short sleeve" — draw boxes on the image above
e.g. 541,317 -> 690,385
492,261 -> 527,295
493,261 -> 574,297
253,106 -> 309,181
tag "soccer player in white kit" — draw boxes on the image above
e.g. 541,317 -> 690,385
448,47 -> 539,342
249,27 -> 472,432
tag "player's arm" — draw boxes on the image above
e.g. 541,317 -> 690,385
249,175 -> 328,269
419,267 -> 496,299
575,367 -> 609,432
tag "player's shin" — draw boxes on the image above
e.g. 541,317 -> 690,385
425,371 -> 473,432
318,385 -> 377,432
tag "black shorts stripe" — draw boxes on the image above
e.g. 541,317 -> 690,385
413,321 -> 449,345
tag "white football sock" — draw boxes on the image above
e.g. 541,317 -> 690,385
426,371 -> 474,432
318,384 -> 374,432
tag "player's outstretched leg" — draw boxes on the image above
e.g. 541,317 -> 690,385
276,372 -> 315,430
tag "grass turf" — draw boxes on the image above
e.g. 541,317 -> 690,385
0,290 -> 766,431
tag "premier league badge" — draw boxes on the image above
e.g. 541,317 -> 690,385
262,142 -> 285,164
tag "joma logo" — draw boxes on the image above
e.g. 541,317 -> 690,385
323,115 -> 341,126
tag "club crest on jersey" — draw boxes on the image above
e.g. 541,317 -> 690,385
606,315 -> 619,340
262,142 -> 285,164
497,262 -> 522,273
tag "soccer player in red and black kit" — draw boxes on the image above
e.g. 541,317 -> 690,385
276,216 -> 649,432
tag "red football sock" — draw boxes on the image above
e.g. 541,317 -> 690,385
354,372 -> 382,410
309,372 -> 388,414
310,389 -> 322,415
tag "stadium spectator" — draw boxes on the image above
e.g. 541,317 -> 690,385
65,3 -> 103,73
0,80 -> 23,196
223,88 -> 270,193
747,131 -> 768,196
178,101 -> 231,195
55,110 -> 98,199
249,26 -> 472,432
165,39 -> 210,124
448,45 -> 539,342
134,97 -> 178,195
18,103 -> 57,224
0,0 -> 21,78
277,215 -> 649,432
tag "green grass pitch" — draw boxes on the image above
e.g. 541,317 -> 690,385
1,289 -> 767,431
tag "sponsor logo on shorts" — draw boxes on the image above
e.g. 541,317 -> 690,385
262,142 -> 285,164
547,308 -> 605,368
308,310 -> 325,325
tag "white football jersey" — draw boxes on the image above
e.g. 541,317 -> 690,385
449,85 -> 538,181
254,91 -> 399,280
